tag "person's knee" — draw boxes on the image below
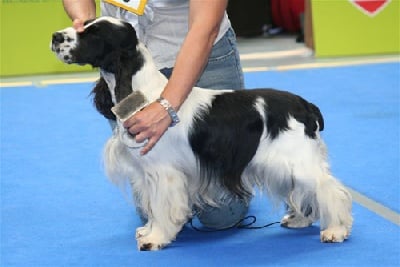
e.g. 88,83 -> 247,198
197,198 -> 249,229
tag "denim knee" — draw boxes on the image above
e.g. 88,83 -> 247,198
197,198 -> 249,229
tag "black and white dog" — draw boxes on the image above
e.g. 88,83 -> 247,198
51,17 -> 352,251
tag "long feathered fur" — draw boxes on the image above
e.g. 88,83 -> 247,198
51,17 -> 353,251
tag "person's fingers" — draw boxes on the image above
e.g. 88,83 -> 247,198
134,130 -> 149,143
140,135 -> 159,156
136,118 -> 170,155
123,116 -> 138,134
73,19 -> 85,32
134,124 -> 163,155
121,102 -> 173,155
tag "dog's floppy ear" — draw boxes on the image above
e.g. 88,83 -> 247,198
119,21 -> 139,51
91,76 -> 116,120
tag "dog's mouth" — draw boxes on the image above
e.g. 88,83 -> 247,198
51,46 -> 74,64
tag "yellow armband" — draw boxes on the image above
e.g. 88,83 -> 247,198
103,0 -> 148,15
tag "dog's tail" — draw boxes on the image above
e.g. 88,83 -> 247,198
310,103 -> 324,131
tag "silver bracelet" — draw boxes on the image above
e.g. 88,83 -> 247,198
156,97 -> 180,127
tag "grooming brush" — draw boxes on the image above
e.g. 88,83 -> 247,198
111,91 -> 150,122
111,91 -> 150,148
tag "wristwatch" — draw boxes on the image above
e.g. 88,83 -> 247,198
156,97 -> 180,127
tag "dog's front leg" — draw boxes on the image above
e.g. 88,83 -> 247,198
135,169 -> 191,251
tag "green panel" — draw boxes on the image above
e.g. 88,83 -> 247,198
311,0 -> 400,57
0,0 -> 100,77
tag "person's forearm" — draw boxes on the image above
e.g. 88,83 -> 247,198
161,25 -> 218,110
161,0 -> 227,110
63,0 -> 96,21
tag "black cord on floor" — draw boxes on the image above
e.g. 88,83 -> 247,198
189,215 -> 281,233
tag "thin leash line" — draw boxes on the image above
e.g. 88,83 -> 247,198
188,215 -> 281,233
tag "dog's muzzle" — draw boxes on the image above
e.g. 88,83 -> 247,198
50,28 -> 77,64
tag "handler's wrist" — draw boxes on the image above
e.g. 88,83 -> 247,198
156,97 -> 180,127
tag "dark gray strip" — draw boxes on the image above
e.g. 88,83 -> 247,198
347,187 -> 400,226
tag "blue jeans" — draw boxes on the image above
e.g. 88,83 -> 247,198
161,28 -> 249,229
160,28 -> 244,90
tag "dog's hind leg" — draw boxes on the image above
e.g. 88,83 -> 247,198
307,140 -> 353,242
280,172 -> 320,229
258,119 -> 353,241
316,171 -> 353,242
281,200 -> 317,228
135,168 -> 191,251
281,139 -> 353,242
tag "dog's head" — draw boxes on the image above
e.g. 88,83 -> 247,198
51,17 -> 139,72
51,17 -> 147,119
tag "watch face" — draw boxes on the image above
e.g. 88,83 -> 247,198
160,99 -> 168,106
157,98 -> 170,109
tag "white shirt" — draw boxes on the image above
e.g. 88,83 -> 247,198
101,0 -> 232,69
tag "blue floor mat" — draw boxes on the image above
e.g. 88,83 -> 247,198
1,63 -> 399,266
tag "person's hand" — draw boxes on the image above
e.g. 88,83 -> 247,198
72,18 -> 85,32
123,102 -> 172,155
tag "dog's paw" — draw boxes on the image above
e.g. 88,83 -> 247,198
137,239 -> 166,251
280,213 -> 313,228
136,225 -> 171,251
320,226 -> 350,243
137,234 -> 169,251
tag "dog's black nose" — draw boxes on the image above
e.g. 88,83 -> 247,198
52,32 -> 64,44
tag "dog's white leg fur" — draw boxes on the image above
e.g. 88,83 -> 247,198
249,117 -> 352,242
283,163 -> 352,242
317,173 -> 353,242
135,167 -> 192,250
104,133 -> 192,250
